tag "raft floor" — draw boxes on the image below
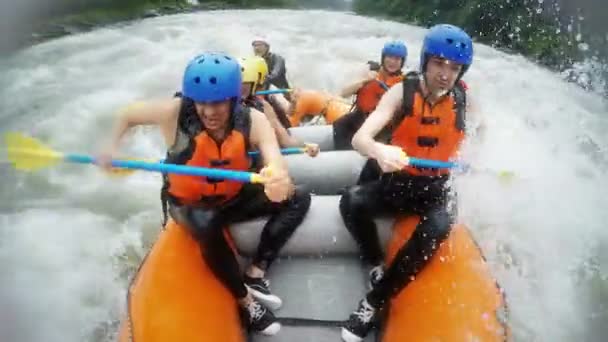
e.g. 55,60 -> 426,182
250,256 -> 377,342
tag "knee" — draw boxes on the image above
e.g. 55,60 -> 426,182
358,160 -> 381,185
419,207 -> 453,243
275,186 -> 311,230
181,208 -> 223,242
339,185 -> 367,216
285,185 -> 312,217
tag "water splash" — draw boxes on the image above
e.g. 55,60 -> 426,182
0,9 -> 606,342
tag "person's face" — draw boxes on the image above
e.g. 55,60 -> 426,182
424,56 -> 463,95
382,55 -> 402,74
253,42 -> 269,56
194,100 -> 231,131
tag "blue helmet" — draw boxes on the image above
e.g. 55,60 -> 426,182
382,41 -> 408,60
182,52 -> 242,104
420,24 -> 473,74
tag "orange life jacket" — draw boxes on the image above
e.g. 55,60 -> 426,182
289,90 -> 350,126
355,64 -> 403,114
165,98 -> 251,206
390,72 -> 467,177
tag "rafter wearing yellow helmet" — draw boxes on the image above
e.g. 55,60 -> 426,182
239,56 -> 268,97
238,56 -> 319,158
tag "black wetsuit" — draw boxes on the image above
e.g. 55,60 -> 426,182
263,52 -> 291,101
169,183 -> 311,299
164,96 -> 311,299
339,73 -> 467,308
333,61 -> 384,151
333,62 -> 394,184
339,172 -> 454,307
333,108 -> 367,151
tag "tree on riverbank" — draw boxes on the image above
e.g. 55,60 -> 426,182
353,0 -> 584,68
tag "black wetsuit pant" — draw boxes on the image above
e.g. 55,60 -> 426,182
169,184 -> 311,299
339,172 -> 455,308
333,108 -> 384,185
333,108 -> 366,151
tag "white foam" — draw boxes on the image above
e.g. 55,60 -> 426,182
0,9 -> 606,342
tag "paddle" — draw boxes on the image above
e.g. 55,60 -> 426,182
376,80 -> 390,91
4,132 -> 514,182
254,88 -> 292,96
249,147 -> 305,157
3,132 -> 264,183
403,153 -> 515,181
102,146 -> 307,177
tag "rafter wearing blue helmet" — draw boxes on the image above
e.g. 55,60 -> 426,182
99,52 -> 312,337
339,25 -> 475,342
420,24 -> 474,82
333,40 -> 409,185
181,52 -> 243,106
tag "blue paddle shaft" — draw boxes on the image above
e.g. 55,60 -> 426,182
64,151 -> 455,180
408,157 -> 457,169
248,147 -> 303,157
64,154 -> 255,182
255,89 -> 290,95
152,147 -> 304,164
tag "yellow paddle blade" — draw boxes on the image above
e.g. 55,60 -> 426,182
497,170 -> 516,183
4,132 -> 63,171
105,166 -> 138,177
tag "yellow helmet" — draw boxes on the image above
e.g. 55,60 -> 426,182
238,56 -> 268,96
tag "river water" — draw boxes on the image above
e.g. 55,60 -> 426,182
0,9 -> 606,342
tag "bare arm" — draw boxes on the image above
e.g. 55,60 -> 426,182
352,82 -> 403,158
267,92 -> 291,117
249,108 -> 288,172
266,55 -> 286,85
340,65 -> 374,98
105,98 -> 179,151
340,79 -> 367,98
262,100 -> 301,147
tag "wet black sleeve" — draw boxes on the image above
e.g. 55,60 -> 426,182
267,54 -> 286,84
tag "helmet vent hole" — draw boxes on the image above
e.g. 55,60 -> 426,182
446,38 -> 454,44
214,59 -> 220,64
197,58 -> 205,64
209,77 -> 217,84
194,77 -> 201,84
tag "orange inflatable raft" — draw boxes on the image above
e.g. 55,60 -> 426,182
289,90 -> 351,126
118,220 -> 245,342
117,205 -> 509,341
381,216 -> 511,342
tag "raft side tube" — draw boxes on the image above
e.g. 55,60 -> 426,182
380,216 -> 509,342
231,195 -> 394,257
119,221 -> 246,342
285,151 -> 366,195
288,125 -> 334,151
